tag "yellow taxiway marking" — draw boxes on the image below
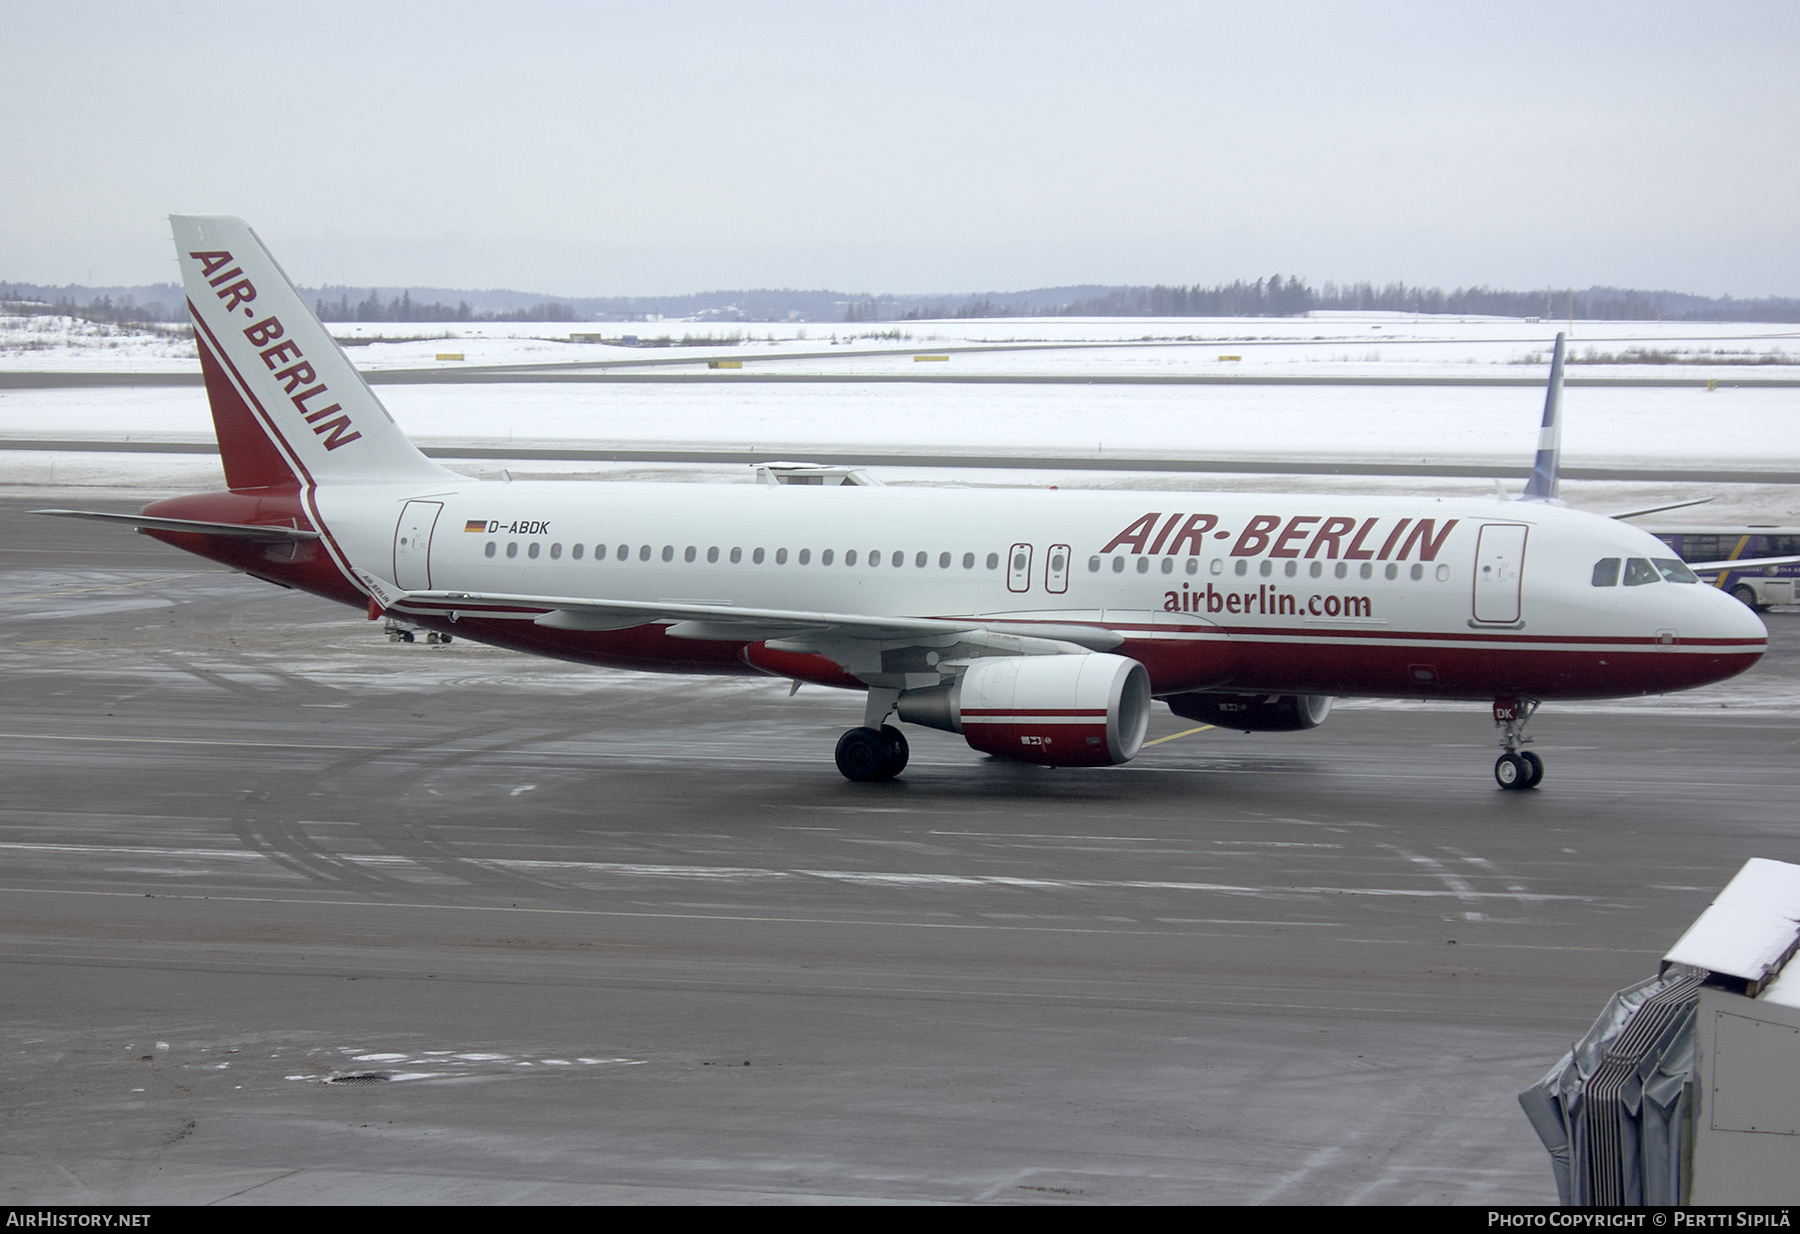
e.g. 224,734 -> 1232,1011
1143,724 -> 1214,747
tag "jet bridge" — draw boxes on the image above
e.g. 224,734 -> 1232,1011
1520,858 -> 1800,1205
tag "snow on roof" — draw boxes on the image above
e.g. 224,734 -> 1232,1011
1663,858 -> 1800,987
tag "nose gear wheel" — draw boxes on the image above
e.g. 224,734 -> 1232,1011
1494,698 -> 1544,790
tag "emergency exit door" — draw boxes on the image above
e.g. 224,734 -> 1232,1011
393,500 -> 443,590
1472,522 -> 1528,624
1008,543 -> 1034,593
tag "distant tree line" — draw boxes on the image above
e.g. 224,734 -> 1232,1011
0,290 -> 173,325
312,289 -> 578,323
1035,278 -> 1800,323
9,276 -> 1800,327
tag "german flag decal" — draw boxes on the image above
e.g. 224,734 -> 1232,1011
465,519 -> 487,533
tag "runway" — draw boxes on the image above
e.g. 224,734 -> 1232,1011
3,497 -> 1797,1203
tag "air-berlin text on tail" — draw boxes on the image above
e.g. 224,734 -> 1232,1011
187,250 -> 362,452
1100,512 -> 1459,561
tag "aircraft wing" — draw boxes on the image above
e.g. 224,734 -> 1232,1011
358,571 -> 1124,657
1607,497 -> 1715,521
1689,555 -> 1800,573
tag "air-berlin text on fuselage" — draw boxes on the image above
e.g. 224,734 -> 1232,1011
187,250 -> 362,452
1162,580 -> 1373,617
1100,512 -> 1459,562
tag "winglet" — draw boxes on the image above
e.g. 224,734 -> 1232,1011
1521,333 -> 1565,502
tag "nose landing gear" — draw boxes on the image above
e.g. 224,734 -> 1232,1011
1493,698 -> 1544,790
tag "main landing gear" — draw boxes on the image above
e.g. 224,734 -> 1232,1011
835,725 -> 909,782
1492,698 -> 1544,791
836,688 -> 910,782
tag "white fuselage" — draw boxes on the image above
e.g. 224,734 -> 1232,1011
306,478 -> 1768,702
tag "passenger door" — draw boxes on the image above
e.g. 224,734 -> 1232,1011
393,500 -> 443,590
1472,523 -> 1529,624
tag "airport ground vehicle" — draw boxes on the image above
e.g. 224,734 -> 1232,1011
1650,529 -> 1800,609
36,217 -> 1769,790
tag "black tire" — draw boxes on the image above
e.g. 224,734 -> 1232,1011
1520,751 -> 1544,789
881,726 -> 910,778
1732,584 -> 1759,609
1494,753 -> 1526,790
835,727 -> 892,782
400,630 -> 415,643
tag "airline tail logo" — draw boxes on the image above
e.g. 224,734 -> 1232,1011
188,250 -> 362,452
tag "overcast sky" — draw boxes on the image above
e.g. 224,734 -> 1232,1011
4,1 -> 1796,297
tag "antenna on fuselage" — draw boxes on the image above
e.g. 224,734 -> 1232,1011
1521,332 -> 1565,503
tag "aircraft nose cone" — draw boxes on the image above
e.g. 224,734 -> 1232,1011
1704,587 -> 1770,643
1689,587 -> 1768,688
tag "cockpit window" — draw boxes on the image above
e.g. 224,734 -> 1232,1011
1591,558 -> 1621,587
1653,558 -> 1699,584
1622,557 -> 1661,586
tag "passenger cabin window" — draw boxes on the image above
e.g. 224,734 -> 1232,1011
1592,558 -> 1621,586
1622,557 -> 1660,586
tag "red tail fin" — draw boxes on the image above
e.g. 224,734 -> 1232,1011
194,326 -> 299,491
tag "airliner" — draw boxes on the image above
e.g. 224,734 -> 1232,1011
36,216 -> 1769,789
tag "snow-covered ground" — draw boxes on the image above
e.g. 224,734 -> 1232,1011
1,313 -> 1794,526
3,367 -> 1794,470
3,310 -> 1797,376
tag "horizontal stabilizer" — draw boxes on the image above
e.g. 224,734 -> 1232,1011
32,509 -> 319,542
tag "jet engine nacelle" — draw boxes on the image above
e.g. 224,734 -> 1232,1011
1165,691 -> 1333,732
897,653 -> 1152,767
